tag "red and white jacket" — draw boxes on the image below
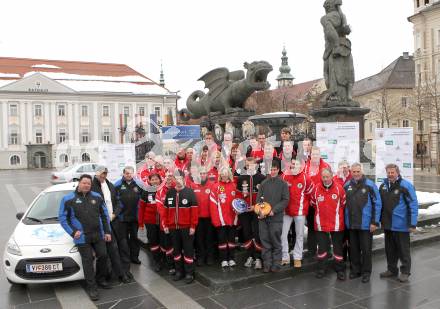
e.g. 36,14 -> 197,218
188,180 -> 213,219
209,181 -> 237,227
138,190 -> 159,226
174,157 -> 189,172
282,172 -> 314,217
155,183 -> 174,230
163,187 -> 198,230
310,181 -> 346,232
208,166 -> 219,183
333,172 -> 352,188
305,158 -> 331,184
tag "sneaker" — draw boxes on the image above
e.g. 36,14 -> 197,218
87,288 -> 99,301
254,259 -> 263,270
263,267 -> 271,273
228,260 -> 236,267
173,272 -> 184,281
244,257 -> 254,268
97,280 -> 112,289
168,268 -> 176,275
221,260 -> 229,268
337,272 -> 346,281
398,273 -> 410,283
281,259 -> 290,266
349,272 -> 361,279
184,274 -> 194,284
293,260 -> 302,268
361,274 -> 370,283
380,270 -> 397,278
119,274 -> 134,284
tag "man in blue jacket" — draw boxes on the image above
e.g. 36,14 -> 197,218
379,164 -> 418,283
59,174 -> 112,301
344,163 -> 382,283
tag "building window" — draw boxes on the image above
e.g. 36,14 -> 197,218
416,0 -> 420,7
81,153 -> 91,162
102,105 -> 109,117
403,120 -> 410,127
81,105 -> 88,117
9,104 -> 18,116
58,104 -> 66,117
58,129 -> 67,143
139,106 -> 145,117
34,104 -> 42,117
10,155 -> 20,166
9,131 -> 19,145
103,129 -> 111,143
425,0 -> 430,5
418,120 -> 425,131
401,97 -> 408,108
123,106 -> 130,117
59,154 -> 69,163
376,121 -> 381,129
35,131 -> 43,144
154,106 -> 161,118
369,122 -> 373,133
417,142 -> 427,156
81,129 -> 89,143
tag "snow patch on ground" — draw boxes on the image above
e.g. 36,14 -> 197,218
417,191 -> 440,204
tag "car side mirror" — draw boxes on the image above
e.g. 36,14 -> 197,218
16,212 -> 24,220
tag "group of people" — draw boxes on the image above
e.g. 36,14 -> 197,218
58,128 -> 419,301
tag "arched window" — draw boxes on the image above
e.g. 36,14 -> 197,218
59,153 -> 69,163
10,155 -> 21,166
81,153 -> 91,162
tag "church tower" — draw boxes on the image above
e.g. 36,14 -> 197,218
276,46 -> 294,88
159,61 -> 165,87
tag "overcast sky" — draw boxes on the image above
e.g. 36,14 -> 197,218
0,0 -> 414,108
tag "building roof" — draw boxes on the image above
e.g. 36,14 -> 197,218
0,57 -> 170,95
352,53 -> 415,97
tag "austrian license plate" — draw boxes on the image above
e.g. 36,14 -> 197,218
25,263 -> 63,273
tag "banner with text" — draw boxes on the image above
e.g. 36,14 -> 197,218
98,143 -> 136,182
375,128 -> 414,186
316,122 -> 360,172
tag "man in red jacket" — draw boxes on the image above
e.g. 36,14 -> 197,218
188,167 -> 215,266
282,158 -> 314,268
163,171 -> 198,284
310,168 -> 347,280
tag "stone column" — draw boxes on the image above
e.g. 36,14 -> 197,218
1,102 -> 8,149
50,102 -> 56,143
44,102 -> 51,143
74,103 -> 80,144
67,102 -> 74,144
93,102 -> 99,142
113,102 -> 119,144
26,101 -> 33,144
19,102 -> 27,145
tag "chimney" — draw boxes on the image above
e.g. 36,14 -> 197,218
403,52 -> 410,59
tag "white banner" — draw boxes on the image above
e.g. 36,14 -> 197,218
316,122 -> 360,173
375,128 -> 414,186
98,143 -> 136,182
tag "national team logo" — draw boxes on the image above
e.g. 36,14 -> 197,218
75,199 -> 82,204
90,199 -> 97,205
167,198 -> 173,205
347,186 -> 353,191
148,195 -> 153,202
121,185 -> 126,190
205,189 -> 211,194
231,191 -> 236,196
332,194 -> 337,200
219,186 -> 225,193
256,184 -> 261,190
297,183 -> 303,189
133,187 -> 139,193
318,195 -> 324,202
236,169 -> 241,174
394,189 -> 399,195
361,188 -> 367,194
182,199 -> 188,205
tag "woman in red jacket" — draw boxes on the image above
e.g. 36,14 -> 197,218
209,167 -> 238,268
310,168 -> 347,280
138,173 -> 162,271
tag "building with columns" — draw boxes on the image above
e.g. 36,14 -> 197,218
0,57 -> 178,169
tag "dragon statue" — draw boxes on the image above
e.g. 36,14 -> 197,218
179,61 -> 273,121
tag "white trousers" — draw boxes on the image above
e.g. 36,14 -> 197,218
281,215 -> 306,260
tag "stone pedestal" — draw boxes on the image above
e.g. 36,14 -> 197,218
248,112 -> 308,141
205,110 -> 256,142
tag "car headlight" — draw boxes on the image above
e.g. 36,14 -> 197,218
69,246 -> 78,253
7,238 -> 22,256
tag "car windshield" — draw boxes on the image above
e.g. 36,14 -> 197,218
24,190 -> 73,224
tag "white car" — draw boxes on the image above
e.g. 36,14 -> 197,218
3,182 -> 84,285
50,163 -> 99,184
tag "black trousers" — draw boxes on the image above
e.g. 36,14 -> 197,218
106,227 -> 123,278
343,229 -> 350,263
217,226 -> 236,261
316,231 -> 345,273
239,212 -> 262,259
171,228 -> 195,275
349,229 -> 373,275
114,220 -> 140,273
384,230 -> 411,275
160,230 -> 174,269
196,218 -> 215,261
78,240 -> 108,289
287,219 -> 296,254
146,224 -> 161,263
307,208 -> 317,256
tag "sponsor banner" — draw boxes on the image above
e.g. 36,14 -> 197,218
161,125 -> 201,140
98,143 -> 136,182
316,122 -> 360,172
375,128 -> 414,186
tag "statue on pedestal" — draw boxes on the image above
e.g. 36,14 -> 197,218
321,0 -> 357,107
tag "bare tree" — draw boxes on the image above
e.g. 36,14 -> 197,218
369,89 -> 404,128
425,75 -> 440,174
